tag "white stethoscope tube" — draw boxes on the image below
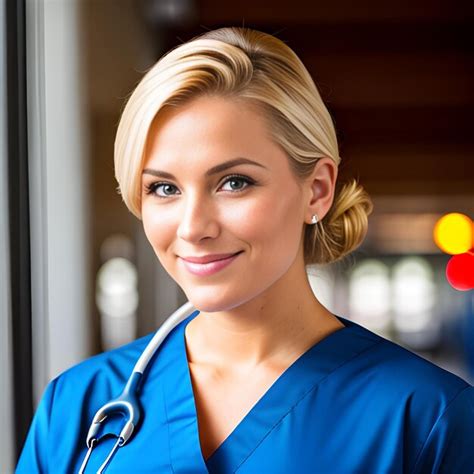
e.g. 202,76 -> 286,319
133,300 -> 196,373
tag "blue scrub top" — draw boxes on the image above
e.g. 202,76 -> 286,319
17,311 -> 474,473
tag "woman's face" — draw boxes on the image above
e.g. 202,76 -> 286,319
141,95 -> 310,313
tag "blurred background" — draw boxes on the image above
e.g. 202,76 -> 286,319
1,0 -> 473,470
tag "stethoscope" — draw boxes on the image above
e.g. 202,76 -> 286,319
78,301 -> 198,473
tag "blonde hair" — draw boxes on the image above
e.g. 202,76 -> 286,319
114,27 -> 373,265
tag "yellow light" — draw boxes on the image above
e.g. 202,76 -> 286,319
433,213 -> 472,255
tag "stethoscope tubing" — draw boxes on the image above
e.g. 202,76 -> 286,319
132,300 -> 196,374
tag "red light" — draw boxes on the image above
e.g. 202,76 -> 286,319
446,250 -> 474,291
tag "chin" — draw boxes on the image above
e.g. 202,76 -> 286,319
183,289 -> 249,314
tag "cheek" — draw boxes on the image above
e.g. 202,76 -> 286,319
227,189 -> 302,250
141,206 -> 175,256
223,195 -> 276,242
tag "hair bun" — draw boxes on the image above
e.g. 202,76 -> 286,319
305,179 -> 374,265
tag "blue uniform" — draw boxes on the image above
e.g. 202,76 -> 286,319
17,310 -> 474,473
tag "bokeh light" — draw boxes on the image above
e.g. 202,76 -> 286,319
446,251 -> 474,291
392,257 -> 436,332
349,260 -> 392,334
433,213 -> 472,255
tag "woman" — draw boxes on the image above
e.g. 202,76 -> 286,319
18,27 -> 473,473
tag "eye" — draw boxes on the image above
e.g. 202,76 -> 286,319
219,174 -> 255,193
143,174 -> 256,199
144,182 -> 179,198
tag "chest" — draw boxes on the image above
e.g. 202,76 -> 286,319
188,362 -> 285,460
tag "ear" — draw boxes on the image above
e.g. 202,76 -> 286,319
303,157 -> 338,223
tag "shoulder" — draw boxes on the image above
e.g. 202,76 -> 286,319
345,321 -> 474,472
43,331 -> 166,419
368,331 -> 471,399
373,335 -> 473,433
342,318 -> 472,428
54,332 -> 154,390
345,319 -> 472,400
351,321 -> 474,469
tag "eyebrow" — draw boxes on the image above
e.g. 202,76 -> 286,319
142,157 -> 267,179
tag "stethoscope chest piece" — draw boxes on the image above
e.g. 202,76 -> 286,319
78,372 -> 143,473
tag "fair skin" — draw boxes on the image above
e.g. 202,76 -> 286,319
141,94 -> 345,459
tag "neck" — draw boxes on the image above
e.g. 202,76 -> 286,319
184,269 -> 342,373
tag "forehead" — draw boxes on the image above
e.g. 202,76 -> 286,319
150,95 -> 266,131
144,96 -> 277,165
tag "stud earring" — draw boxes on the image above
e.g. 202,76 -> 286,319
311,214 -> 319,225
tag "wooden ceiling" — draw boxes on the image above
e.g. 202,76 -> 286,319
141,0 -> 474,196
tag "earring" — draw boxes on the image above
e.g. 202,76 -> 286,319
311,214 -> 319,225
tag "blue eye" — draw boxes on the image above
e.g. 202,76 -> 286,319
144,174 -> 256,199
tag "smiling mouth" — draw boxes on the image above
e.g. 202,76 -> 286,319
179,251 -> 243,276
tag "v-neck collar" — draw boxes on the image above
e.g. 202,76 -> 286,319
162,310 -> 381,474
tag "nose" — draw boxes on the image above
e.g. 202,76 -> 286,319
176,193 -> 219,242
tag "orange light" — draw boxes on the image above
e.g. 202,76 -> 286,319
433,213 -> 472,255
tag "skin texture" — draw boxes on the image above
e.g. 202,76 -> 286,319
141,95 -> 345,458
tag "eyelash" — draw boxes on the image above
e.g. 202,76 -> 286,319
144,174 -> 257,199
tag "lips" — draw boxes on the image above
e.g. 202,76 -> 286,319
181,251 -> 242,264
179,251 -> 243,276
